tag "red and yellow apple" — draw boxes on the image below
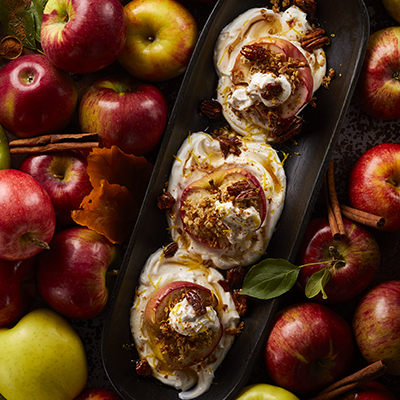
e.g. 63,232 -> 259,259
117,0 -> 198,81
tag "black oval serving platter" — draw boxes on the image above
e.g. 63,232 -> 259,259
102,0 -> 370,399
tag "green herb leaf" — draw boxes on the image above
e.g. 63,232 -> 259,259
305,267 -> 331,299
27,0 -> 49,42
241,258 -> 301,300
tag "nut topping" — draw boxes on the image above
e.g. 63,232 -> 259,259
261,83 -> 283,101
293,0 -> 317,15
300,27 -> 330,51
186,289 -> 206,315
240,44 -> 269,61
136,358 -> 152,377
199,99 -> 222,119
235,188 -> 260,203
272,115 -> 303,143
157,192 -> 175,211
216,135 -> 242,158
163,242 -> 179,258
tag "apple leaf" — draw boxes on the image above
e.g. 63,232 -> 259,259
0,0 -> 36,49
241,258 -> 302,300
27,0 -> 49,42
87,146 -> 153,197
71,180 -> 139,244
305,268 -> 331,299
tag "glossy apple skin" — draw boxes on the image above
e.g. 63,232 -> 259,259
36,227 -> 118,319
0,169 -> 56,261
348,143 -> 400,231
0,125 -> 10,170
265,302 -> 355,395
74,387 -> 123,400
20,151 -> 92,226
0,257 -> 36,328
118,0 -> 198,81
0,54 -> 78,138
234,384 -> 300,400
41,0 -> 127,74
353,280 -> 400,375
382,0 -> 400,24
355,27 -> 400,119
296,217 -> 380,304
335,381 -> 396,400
79,75 -> 168,156
0,308 -> 87,400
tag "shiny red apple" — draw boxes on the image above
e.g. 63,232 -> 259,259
0,54 -> 78,138
20,151 -> 93,226
0,169 -> 56,261
296,217 -> 380,304
36,227 -> 118,319
355,27 -> 400,119
335,381 -> 396,400
41,0 -> 127,74
265,301 -> 355,395
353,280 -> 400,375
117,0 -> 198,81
348,143 -> 400,231
79,75 -> 168,156
74,387 -> 123,400
0,257 -> 37,327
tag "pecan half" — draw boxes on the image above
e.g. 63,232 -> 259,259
272,115 -> 303,143
300,27 -> 330,51
163,242 -> 178,258
240,44 -> 269,61
217,135 -> 242,158
186,289 -> 206,315
227,180 -> 252,197
199,99 -> 222,119
226,266 -> 246,288
235,188 -> 260,203
232,289 -> 248,317
293,0 -> 317,15
261,83 -> 283,101
157,191 -> 175,210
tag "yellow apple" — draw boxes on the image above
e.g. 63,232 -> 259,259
235,384 -> 300,400
0,308 -> 88,400
382,0 -> 400,23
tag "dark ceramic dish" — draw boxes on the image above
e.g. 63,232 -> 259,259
102,0 -> 370,399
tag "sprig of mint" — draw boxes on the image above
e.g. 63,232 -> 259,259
241,258 -> 333,300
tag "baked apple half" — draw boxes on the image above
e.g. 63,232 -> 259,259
179,168 -> 267,249
144,281 -> 223,370
231,36 -> 313,119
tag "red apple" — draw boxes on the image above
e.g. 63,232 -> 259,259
354,27 -> 400,119
0,257 -> 37,328
74,387 -> 123,400
231,37 -> 313,119
353,280 -> 400,375
79,75 -> 168,156
348,143 -> 400,231
335,381 -> 396,400
179,167 -> 267,249
20,151 -> 93,226
0,54 -> 78,138
296,217 -> 380,304
36,227 -> 118,319
0,169 -> 56,261
40,0 -> 127,74
144,280 -> 223,369
117,0 -> 198,81
265,302 -> 355,395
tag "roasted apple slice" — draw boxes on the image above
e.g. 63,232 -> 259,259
231,36 -> 313,120
144,281 -> 223,370
179,168 -> 267,249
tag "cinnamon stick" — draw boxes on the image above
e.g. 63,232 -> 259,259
327,161 -> 346,238
324,177 -> 341,240
9,132 -> 98,147
10,142 -> 99,154
308,360 -> 386,400
340,204 -> 386,229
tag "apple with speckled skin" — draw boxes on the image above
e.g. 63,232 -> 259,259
348,143 -> 400,231
0,54 -> 78,138
117,0 -> 198,81
0,169 -> 56,261
41,0 -> 127,74
265,302 -> 355,395
353,280 -> 400,375
79,75 -> 168,156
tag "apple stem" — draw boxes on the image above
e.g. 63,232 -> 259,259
30,237 -> 50,250
386,177 -> 397,187
328,245 -> 345,269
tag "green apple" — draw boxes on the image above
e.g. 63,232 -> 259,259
0,125 -> 10,170
382,0 -> 400,23
0,308 -> 87,400
235,384 -> 300,400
